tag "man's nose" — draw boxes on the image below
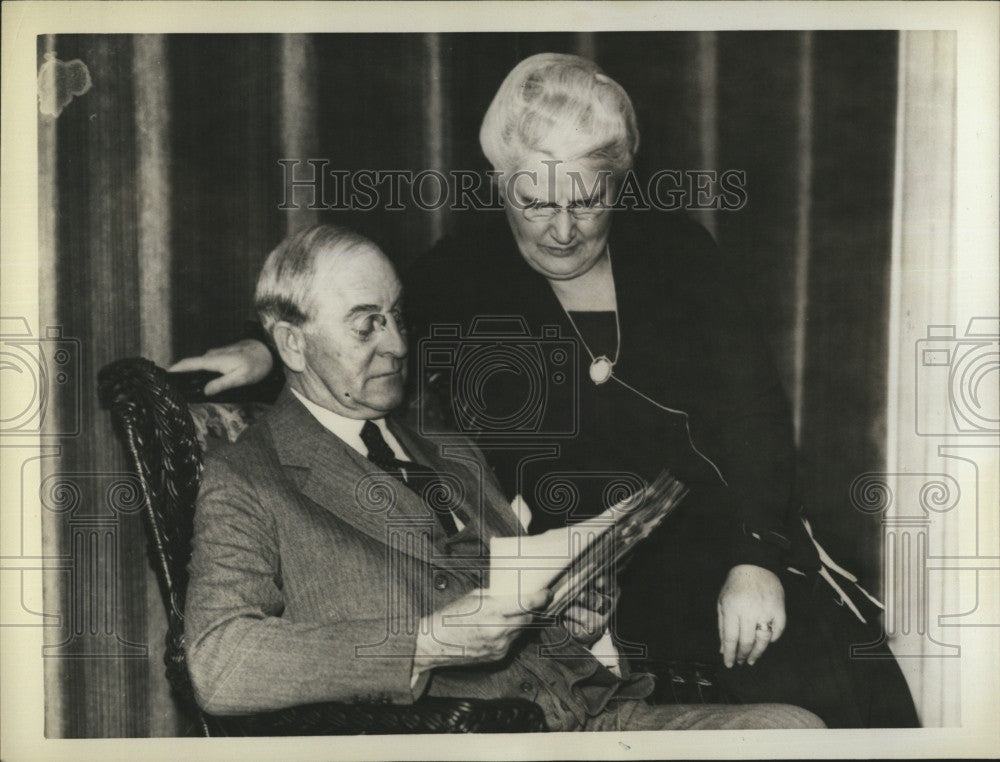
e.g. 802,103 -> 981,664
548,209 -> 577,244
378,315 -> 408,358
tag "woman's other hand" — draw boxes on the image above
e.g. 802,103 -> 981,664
168,339 -> 273,396
717,564 -> 785,668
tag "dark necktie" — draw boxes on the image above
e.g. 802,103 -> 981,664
360,420 -> 466,537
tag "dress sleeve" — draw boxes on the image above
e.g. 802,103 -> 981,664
669,220 -> 800,574
401,236 -> 475,434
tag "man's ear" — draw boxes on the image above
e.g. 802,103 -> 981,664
272,321 -> 308,373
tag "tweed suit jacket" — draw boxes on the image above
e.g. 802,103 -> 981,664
185,387 -> 652,727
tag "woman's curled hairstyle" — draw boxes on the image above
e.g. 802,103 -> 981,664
479,52 -> 640,180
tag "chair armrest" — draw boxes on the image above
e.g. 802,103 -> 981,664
204,697 -> 547,735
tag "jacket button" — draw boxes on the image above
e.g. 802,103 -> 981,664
519,680 -> 533,693
434,574 -> 449,590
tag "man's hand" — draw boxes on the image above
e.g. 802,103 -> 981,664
560,575 -> 617,647
717,564 -> 785,668
168,339 -> 273,396
413,588 -> 550,673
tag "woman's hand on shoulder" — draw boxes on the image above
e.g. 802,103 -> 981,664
169,339 -> 273,396
717,564 -> 786,668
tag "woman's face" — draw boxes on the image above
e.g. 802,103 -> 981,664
501,154 -> 614,282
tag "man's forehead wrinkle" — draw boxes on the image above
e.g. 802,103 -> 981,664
337,278 -> 402,309
310,248 -> 401,318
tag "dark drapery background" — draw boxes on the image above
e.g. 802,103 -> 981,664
39,31 -> 897,736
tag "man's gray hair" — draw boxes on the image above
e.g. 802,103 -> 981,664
479,52 -> 640,180
254,224 -> 374,334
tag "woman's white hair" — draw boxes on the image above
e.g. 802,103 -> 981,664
254,224 -> 374,335
479,52 -> 640,179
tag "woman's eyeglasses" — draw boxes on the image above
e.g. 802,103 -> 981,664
517,197 -> 611,222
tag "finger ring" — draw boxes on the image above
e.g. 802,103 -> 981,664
755,622 -> 773,632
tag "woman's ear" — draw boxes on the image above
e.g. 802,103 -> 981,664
272,321 -> 307,373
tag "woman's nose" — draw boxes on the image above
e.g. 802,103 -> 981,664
548,209 -> 577,244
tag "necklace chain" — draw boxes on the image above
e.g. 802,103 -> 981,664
554,247 -> 729,483
559,246 -> 622,383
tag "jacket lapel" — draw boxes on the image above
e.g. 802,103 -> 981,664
266,389 -> 437,563
388,417 -> 522,544
267,389 -> 494,581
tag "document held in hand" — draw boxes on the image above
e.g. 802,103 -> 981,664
489,471 -> 688,616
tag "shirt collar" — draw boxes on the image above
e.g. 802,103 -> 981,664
289,387 -> 408,461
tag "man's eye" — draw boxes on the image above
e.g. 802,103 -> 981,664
354,314 -> 382,339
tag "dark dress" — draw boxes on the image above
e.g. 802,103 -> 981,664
402,210 -> 919,728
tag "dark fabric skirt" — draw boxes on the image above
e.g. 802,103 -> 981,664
613,507 -> 920,728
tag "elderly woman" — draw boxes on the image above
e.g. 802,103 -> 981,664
174,53 -> 917,727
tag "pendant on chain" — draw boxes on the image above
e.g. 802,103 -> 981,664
589,356 -> 614,385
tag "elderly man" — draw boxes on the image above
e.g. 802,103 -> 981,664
184,223 -> 824,731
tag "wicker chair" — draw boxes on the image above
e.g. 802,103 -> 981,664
97,357 -> 547,735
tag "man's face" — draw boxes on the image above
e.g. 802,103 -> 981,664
502,154 -> 614,282
296,245 -> 408,419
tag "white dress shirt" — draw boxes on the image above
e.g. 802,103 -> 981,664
290,388 -> 464,534
291,388 -> 411,463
